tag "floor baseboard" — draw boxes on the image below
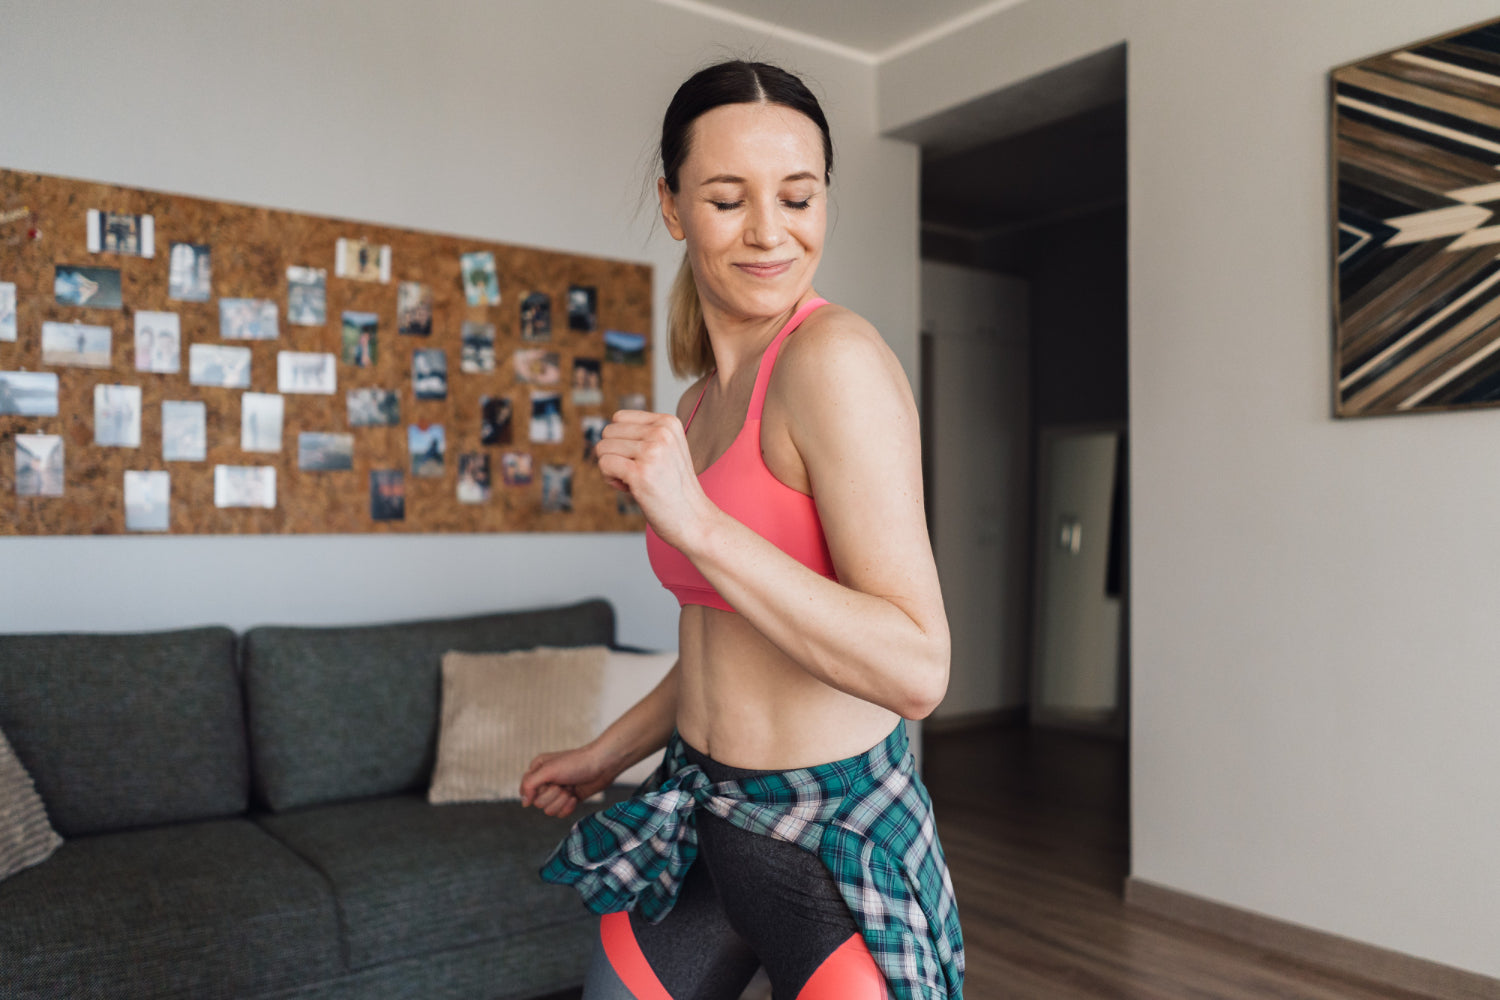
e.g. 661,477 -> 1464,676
1125,877 -> 1500,1000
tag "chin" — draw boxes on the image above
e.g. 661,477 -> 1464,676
720,277 -> 809,319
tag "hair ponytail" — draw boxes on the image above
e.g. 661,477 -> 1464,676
667,253 -> 712,378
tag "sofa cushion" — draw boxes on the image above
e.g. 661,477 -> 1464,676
242,599 -> 615,812
0,627 -> 247,836
0,817 -> 341,1000
429,646 -> 608,804
0,727 -> 62,883
255,791 -> 625,972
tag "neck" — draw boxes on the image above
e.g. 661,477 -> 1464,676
700,290 -> 819,386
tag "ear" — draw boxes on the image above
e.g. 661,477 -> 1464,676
658,177 -> 686,241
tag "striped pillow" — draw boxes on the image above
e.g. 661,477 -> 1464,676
0,727 -> 62,881
429,646 -> 608,805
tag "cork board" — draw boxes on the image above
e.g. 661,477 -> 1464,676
0,167 -> 651,535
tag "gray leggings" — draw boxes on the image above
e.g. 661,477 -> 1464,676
581,742 -> 876,999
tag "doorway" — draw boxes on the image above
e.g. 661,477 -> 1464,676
908,43 -> 1130,887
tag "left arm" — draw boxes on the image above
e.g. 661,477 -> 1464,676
597,315 -> 950,719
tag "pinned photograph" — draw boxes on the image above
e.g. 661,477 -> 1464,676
457,452 -> 491,504
408,423 -> 446,477
567,285 -> 597,332
618,392 -> 647,412
341,311 -> 379,366
348,387 -> 400,427
220,298 -> 279,341
94,384 -> 142,448
514,348 -> 560,385
572,357 -> 603,406
521,292 -> 552,341
0,371 -> 60,416
287,266 -> 327,326
335,238 -> 391,283
460,322 -> 495,372
214,465 -> 277,509
582,415 -> 606,462
168,243 -> 212,301
298,432 -> 354,471
530,391 -> 563,443
0,282 -> 15,342
461,251 -> 500,306
397,282 -> 433,336
55,265 -> 122,309
15,435 -> 63,497
162,400 -> 207,462
541,463 -> 573,512
605,329 -> 647,365
87,210 -> 154,257
278,351 -> 337,394
189,344 -> 252,388
413,349 -> 447,399
241,392 -> 284,453
480,395 -> 512,445
124,470 -> 170,532
42,321 -> 112,369
134,311 -> 181,373
370,469 -> 405,521
501,451 -> 533,486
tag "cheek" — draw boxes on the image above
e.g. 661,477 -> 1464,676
682,211 -> 741,258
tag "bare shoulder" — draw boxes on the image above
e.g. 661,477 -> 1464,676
773,303 -> 912,409
673,373 -> 711,424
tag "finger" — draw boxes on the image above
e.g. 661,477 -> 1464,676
520,770 -> 555,806
532,784 -> 567,812
600,421 -> 659,442
545,794 -> 578,818
597,454 -> 634,487
609,409 -> 669,425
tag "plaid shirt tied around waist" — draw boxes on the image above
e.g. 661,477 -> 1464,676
539,722 -> 964,1000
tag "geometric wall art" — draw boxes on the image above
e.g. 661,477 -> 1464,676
1332,17 -> 1500,417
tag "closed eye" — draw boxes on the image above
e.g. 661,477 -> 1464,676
783,199 -> 811,210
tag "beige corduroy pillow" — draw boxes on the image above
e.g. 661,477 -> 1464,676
429,645 -> 608,804
0,727 -> 63,882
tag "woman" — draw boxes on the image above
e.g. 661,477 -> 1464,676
521,60 -> 963,1000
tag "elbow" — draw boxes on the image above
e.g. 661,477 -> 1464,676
896,632 -> 950,721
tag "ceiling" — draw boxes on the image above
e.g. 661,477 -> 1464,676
684,0 -> 1021,59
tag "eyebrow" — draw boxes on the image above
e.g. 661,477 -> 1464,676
699,172 -> 820,186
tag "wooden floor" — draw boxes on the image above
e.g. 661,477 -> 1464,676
544,724 -> 1442,999
923,725 -> 1444,999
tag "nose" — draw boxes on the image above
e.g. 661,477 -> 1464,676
744,196 -> 785,250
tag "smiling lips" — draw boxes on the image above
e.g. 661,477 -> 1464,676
735,260 -> 795,278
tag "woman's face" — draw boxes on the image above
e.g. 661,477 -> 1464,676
660,102 -> 827,324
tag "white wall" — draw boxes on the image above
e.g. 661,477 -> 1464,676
921,261 -> 1030,719
0,0 -> 917,647
886,0 -> 1500,980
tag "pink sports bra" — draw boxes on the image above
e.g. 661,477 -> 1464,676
645,297 -> 837,613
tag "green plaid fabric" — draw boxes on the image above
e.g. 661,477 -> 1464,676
540,723 -> 964,999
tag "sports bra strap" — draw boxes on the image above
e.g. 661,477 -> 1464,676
683,379 -> 710,431
749,297 -> 828,421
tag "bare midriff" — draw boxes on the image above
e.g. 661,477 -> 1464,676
674,604 -> 900,770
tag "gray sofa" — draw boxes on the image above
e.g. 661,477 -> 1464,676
0,599 -> 626,1000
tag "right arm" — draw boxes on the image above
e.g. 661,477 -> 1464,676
519,659 -> 680,817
